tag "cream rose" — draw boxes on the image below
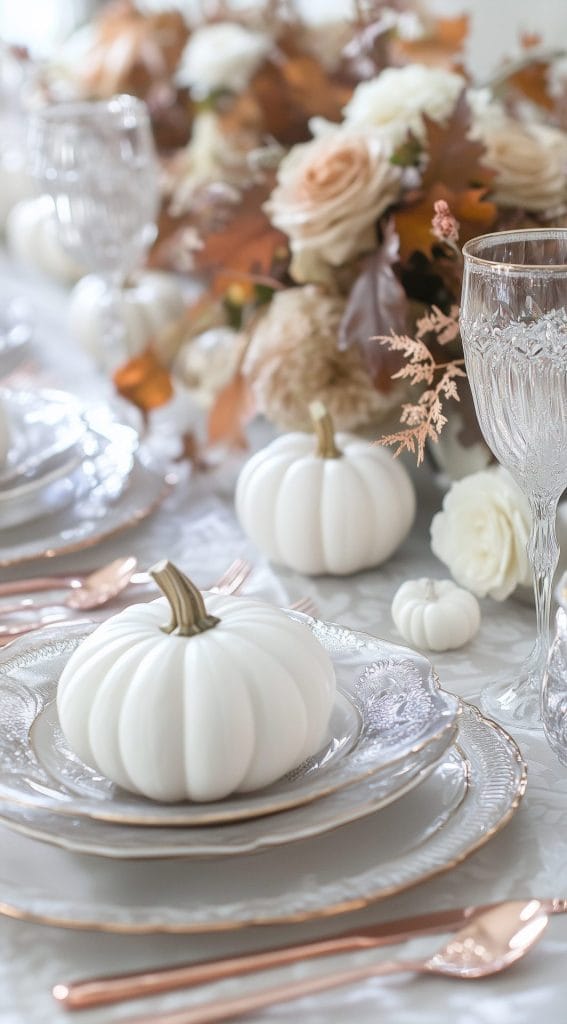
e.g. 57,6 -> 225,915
341,65 -> 465,147
430,467 -> 532,601
176,22 -> 271,96
265,130 -> 401,278
476,114 -> 567,212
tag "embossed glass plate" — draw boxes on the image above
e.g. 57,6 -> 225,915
0,620 -> 459,826
0,704 -> 526,932
0,454 -> 171,567
0,388 -> 86,487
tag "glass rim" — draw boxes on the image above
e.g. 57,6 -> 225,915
462,228 -> 567,272
30,94 -> 148,123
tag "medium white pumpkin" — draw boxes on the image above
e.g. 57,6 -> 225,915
391,578 -> 481,652
6,196 -> 84,284
57,562 -> 336,803
68,271 -> 186,367
236,402 -> 416,576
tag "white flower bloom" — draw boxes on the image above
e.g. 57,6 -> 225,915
430,467 -> 532,601
341,64 -> 465,148
176,22 -> 272,97
470,92 -> 567,212
265,127 -> 401,276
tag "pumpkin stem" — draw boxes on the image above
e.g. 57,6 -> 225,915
424,579 -> 437,602
150,560 -> 220,637
309,401 -> 342,459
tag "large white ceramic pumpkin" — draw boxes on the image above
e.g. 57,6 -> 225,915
6,195 -> 84,284
68,271 -> 186,367
236,403 -> 416,576
57,562 -> 336,803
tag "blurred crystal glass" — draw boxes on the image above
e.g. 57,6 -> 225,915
29,94 -> 159,369
460,229 -> 567,731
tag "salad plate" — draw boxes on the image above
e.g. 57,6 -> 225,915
0,703 -> 526,932
0,619 -> 459,826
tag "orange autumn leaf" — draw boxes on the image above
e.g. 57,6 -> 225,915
507,60 -> 555,111
396,183 -> 497,261
192,181 -> 289,280
207,371 -> 255,449
392,15 -> 469,69
395,94 -> 496,260
113,347 -> 174,414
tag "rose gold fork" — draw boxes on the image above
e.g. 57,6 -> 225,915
0,560 -> 253,645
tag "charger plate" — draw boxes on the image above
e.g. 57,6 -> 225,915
0,704 -> 526,932
0,620 -> 459,826
0,388 -> 85,486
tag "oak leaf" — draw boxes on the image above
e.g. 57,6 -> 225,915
396,182 -> 497,261
113,347 -> 174,415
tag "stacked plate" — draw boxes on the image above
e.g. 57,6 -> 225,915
0,388 -> 170,566
0,615 -> 526,933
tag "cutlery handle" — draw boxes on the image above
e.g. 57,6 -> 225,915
52,936 -> 379,1010
0,576 -> 82,596
121,961 -> 409,1024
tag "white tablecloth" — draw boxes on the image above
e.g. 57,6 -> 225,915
1,258 -> 566,1024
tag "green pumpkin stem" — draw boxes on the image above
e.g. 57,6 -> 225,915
150,560 -> 220,637
309,401 -> 342,459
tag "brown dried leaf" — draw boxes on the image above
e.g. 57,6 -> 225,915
391,15 -> 469,69
396,182 -> 497,262
339,222 -> 408,392
192,181 -> 289,280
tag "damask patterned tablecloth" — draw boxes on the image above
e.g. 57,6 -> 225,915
0,258 -> 566,1024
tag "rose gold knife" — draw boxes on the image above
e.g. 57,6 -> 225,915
52,898 -> 567,1011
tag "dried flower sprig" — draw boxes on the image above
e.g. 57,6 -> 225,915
374,304 -> 465,463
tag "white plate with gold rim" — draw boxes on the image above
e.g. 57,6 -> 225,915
0,620 -> 459,826
0,704 -> 525,932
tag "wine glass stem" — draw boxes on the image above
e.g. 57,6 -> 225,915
100,273 -> 128,373
528,497 -> 560,701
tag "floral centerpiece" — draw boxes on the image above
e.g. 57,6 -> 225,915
50,3 -> 567,466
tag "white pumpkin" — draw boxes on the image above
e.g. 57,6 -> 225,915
57,562 -> 336,803
236,402 -> 416,576
68,271 -> 186,367
392,578 -> 481,652
6,196 -> 84,284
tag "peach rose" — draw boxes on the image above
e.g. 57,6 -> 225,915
265,130 -> 401,281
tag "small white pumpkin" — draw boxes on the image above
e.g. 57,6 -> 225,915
57,561 -> 336,803
6,195 -> 84,284
236,402 -> 416,576
68,271 -> 186,367
391,578 -> 481,652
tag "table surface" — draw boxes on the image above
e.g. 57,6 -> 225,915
0,256 -> 566,1024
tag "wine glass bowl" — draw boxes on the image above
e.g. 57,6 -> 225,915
28,95 -> 159,370
460,229 -> 567,730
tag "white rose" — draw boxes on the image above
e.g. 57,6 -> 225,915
430,467 -> 532,601
341,65 -> 465,148
473,104 -> 567,212
265,128 -> 401,275
176,22 -> 272,96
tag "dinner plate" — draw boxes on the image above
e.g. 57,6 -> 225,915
0,710 -> 455,859
0,388 -> 86,487
0,421 -> 133,530
0,704 -> 526,932
0,619 -> 459,826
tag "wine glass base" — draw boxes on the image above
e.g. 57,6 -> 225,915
480,677 -> 542,733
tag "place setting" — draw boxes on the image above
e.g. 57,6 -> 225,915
2,4 -> 567,1023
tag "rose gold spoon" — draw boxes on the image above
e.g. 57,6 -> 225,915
0,557 -> 140,616
117,901 -> 549,1024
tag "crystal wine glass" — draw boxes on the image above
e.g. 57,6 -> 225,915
28,94 -> 159,370
460,229 -> 567,731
